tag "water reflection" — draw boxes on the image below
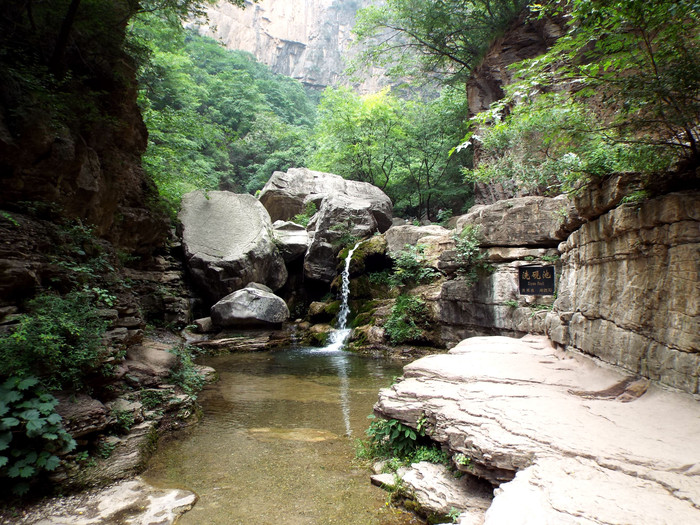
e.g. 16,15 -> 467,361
142,346 -> 417,525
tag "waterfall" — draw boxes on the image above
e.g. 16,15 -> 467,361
324,240 -> 363,351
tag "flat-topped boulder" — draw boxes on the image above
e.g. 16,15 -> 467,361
210,283 -> 289,327
179,191 -> 287,302
374,335 -> 700,524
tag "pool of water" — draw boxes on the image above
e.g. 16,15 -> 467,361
142,346 -> 421,525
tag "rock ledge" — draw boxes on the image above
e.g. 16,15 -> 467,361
375,335 -> 700,524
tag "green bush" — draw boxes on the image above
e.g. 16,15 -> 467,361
452,225 -> 492,285
388,245 -> 439,288
0,292 -> 108,391
292,201 -> 318,227
384,295 -> 431,345
167,346 -> 205,395
0,377 -> 76,496
358,416 -> 447,467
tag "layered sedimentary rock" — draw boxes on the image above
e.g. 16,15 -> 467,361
375,335 -> 700,524
179,191 -> 287,302
547,190 -> 700,393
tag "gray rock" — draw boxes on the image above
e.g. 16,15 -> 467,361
259,169 -> 393,283
17,477 -> 195,525
54,394 -> 109,439
548,191 -> 700,394
385,224 -> 451,254
211,284 -> 289,327
374,335 -> 700,524
454,195 -> 577,247
272,220 -> 309,262
398,462 -> 492,522
259,167 -> 393,231
179,190 -> 287,301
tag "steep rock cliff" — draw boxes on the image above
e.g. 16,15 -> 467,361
0,1 -> 168,256
190,0 -> 382,91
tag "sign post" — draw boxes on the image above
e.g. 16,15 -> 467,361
518,265 -> 555,295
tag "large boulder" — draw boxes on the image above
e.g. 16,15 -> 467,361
210,283 -> 290,327
259,168 -> 393,284
179,191 -> 287,302
454,195 -> 577,247
258,167 -> 393,231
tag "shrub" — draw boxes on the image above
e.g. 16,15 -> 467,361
358,415 -> 447,467
167,346 -> 206,395
384,295 -> 431,345
388,245 -> 439,288
292,201 -> 317,227
452,225 -> 492,285
0,377 -> 76,496
0,292 -> 108,391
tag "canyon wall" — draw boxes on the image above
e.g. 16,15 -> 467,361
190,0 -> 384,91
547,185 -> 700,394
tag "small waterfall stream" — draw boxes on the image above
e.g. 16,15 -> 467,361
311,240 -> 363,435
324,240 -> 363,352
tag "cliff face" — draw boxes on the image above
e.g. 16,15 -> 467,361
0,0 -> 168,255
190,0 -> 382,91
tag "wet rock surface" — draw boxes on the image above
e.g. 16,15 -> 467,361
374,335 -> 700,524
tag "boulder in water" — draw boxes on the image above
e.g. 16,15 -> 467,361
179,191 -> 287,302
210,283 -> 290,327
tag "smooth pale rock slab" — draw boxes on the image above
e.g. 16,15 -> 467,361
16,477 -> 195,525
179,190 -> 287,301
375,335 -> 700,524
210,283 -> 289,327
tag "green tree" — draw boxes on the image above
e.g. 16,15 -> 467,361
312,86 -> 404,191
515,0 -> 700,167
352,0 -> 528,84
392,87 -> 472,218
128,13 -> 316,209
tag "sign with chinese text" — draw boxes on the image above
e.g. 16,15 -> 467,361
518,265 -> 555,295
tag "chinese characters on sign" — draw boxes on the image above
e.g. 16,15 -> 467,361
518,265 -> 555,295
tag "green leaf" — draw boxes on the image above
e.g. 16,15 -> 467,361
0,455 -> 8,468
0,417 -> 20,429
17,377 -> 39,391
44,455 -> 61,471
46,413 -> 63,425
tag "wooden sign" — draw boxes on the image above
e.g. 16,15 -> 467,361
518,265 -> 555,295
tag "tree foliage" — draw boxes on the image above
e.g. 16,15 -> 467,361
128,13 -> 316,212
352,0 -> 528,84
512,0 -> 700,166
311,86 -> 472,219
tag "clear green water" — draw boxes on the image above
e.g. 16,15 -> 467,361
142,347 -> 420,525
